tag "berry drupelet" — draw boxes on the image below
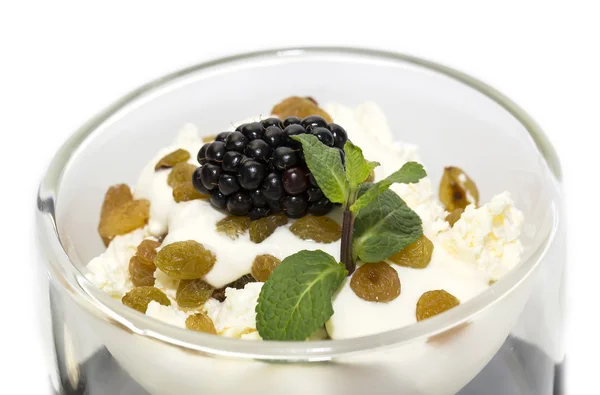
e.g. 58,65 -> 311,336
193,115 -> 348,219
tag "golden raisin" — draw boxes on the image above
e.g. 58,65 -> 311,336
271,96 -> 333,123
129,256 -> 156,287
154,240 -> 216,280
445,208 -> 464,227
388,235 -> 434,269
122,286 -> 170,313
186,313 -> 217,334
137,239 -> 161,264
176,279 -> 214,308
216,216 -> 252,240
439,166 -> 479,212
416,290 -> 460,321
173,182 -> 209,202
289,215 -> 342,243
251,254 -> 281,282
212,274 -> 256,302
100,184 -> 133,215
168,162 -> 197,188
350,262 -> 401,303
98,199 -> 150,246
155,149 -> 191,171
202,134 -> 217,143
249,213 -> 288,244
129,239 -> 161,286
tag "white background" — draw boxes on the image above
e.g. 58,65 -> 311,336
1,1 -> 597,393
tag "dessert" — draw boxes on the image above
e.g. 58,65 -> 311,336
87,97 -> 524,341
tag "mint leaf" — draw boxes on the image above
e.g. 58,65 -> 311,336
256,250 -> 347,341
344,141 -> 380,189
350,161 -> 426,213
293,135 -> 348,203
353,188 -> 423,262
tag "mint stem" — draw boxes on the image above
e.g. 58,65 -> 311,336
340,188 -> 359,275
340,208 -> 356,274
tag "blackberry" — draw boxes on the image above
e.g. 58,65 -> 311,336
197,143 -> 210,165
238,160 -> 266,190
282,167 -> 308,195
282,195 -> 308,218
250,189 -> 267,208
225,132 -> 248,152
227,192 -> 253,215
218,174 -> 241,196
262,172 -> 284,201
283,124 -> 307,148
328,123 -> 348,148
200,163 -> 221,190
240,122 -> 264,141
210,190 -> 228,210
261,118 -> 283,129
215,132 -> 231,142
309,198 -> 334,216
272,147 -> 298,171
266,198 -> 282,214
249,207 -> 269,220
193,115 -> 344,217
283,116 -> 302,127
192,167 -> 210,195
263,126 -> 284,147
311,127 -> 334,147
222,151 -> 245,172
206,141 -> 226,163
307,186 -> 324,202
245,139 -> 272,162
302,115 -> 328,130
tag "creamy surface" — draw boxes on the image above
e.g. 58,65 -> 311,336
87,101 -> 525,340
133,123 -> 204,237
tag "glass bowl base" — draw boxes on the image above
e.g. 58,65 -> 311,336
53,336 -> 563,395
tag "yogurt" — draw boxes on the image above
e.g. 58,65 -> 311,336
87,102 -> 524,341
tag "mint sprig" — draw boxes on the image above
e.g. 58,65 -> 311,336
256,135 -> 426,341
256,250 -> 347,341
353,188 -> 423,262
350,162 -> 425,213
294,135 -> 426,274
344,140 -> 380,189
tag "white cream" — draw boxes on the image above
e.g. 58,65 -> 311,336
154,268 -> 179,301
162,200 -> 340,288
326,247 -> 490,339
87,227 -> 151,298
146,301 -> 191,328
133,123 -> 204,237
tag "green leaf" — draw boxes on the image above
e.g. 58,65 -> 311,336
350,161 -> 426,213
256,250 -> 347,341
353,188 -> 423,262
292,135 -> 348,203
344,141 -> 380,189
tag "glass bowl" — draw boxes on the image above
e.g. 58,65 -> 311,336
37,47 -> 564,395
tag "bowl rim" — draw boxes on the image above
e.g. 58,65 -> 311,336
36,46 -> 562,360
